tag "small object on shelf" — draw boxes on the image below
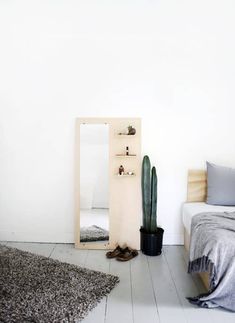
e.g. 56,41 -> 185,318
119,165 -> 124,175
128,125 -> 136,135
126,146 -> 129,156
117,172 -> 136,177
115,154 -> 136,157
117,133 -> 136,136
118,126 -> 136,136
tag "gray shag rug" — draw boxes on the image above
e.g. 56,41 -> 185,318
80,225 -> 109,242
0,245 -> 119,322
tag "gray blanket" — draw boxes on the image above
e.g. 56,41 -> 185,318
188,211 -> 235,311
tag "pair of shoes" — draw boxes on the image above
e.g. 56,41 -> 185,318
106,245 -> 138,261
106,245 -> 123,259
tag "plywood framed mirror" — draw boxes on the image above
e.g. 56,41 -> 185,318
75,118 -> 111,250
75,118 -> 141,250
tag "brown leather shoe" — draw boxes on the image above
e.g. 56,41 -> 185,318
106,245 -> 124,258
116,247 -> 138,261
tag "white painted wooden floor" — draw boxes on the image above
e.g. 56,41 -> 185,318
1,242 -> 235,323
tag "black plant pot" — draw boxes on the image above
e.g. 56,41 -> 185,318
140,227 -> 164,256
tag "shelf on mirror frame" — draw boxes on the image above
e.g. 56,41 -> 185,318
115,154 -> 137,158
117,133 -> 136,137
116,173 -> 136,177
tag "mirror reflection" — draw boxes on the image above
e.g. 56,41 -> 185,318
80,124 -> 109,244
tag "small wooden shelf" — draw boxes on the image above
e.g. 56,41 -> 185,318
115,154 -> 137,158
116,173 -> 136,177
117,134 -> 136,137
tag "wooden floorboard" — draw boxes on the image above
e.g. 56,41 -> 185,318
6,241 -> 55,257
50,243 -> 88,266
105,257 -> 133,323
131,253 -> 160,323
2,243 -> 235,323
148,249 -> 187,323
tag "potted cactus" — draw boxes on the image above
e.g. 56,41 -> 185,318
140,155 -> 164,256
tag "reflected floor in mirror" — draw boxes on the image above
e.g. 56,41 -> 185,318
80,209 -> 109,243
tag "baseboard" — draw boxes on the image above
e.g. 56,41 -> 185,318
162,233 -> 184,245
0,231 -> 184,245
0,231 -> 74,243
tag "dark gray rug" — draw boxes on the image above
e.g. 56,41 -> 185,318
0,245 -> 119,322
80,225 -> 109,242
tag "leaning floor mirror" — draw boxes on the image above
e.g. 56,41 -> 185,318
75,117 -> 142,250
78,122 -> 110,248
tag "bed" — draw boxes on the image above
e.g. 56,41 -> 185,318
183,202 -> 235,237
183,170 -> 235,290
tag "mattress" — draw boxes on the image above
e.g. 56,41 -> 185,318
182,202 -> 235,234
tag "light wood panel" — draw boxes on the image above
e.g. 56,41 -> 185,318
187,170 -> 207,202
75,118 -> 141,250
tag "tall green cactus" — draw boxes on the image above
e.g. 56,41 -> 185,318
142,156 -> 151,231
142,156 -> 158,232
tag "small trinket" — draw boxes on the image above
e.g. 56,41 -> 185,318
119,165 -> 124,175
128,125 -> 136,135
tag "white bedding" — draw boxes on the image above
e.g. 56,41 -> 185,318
182,202 -> 235,235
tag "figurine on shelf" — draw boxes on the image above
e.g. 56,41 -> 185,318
128,125 -> 136,135
119,165 -> 124,175
126,146 -> 129,156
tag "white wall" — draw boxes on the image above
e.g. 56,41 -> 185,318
1,0 -> 235,243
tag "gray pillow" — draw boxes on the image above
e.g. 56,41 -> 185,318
207,161 -> 235,206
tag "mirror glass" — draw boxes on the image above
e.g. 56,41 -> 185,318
80,124 -> 109,244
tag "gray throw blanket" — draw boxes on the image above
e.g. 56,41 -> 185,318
188,211 -> 235,311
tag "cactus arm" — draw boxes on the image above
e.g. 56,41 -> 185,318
150,166 -> 157,232
141,155 -> 151,231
